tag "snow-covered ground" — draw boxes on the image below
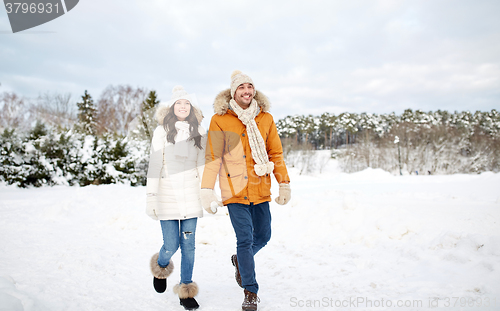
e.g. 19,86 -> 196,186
1,159 -> 499,311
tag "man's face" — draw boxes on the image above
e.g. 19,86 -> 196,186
233,83 -> 254,109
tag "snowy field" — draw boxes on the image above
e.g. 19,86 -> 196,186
1,159 -> 500,311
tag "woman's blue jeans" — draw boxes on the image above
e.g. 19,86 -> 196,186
158,217 -> 197,284
227,202 -> 271,294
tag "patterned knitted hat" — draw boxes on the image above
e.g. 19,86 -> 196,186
230,70 -> 255,98
169,85 -> 191,105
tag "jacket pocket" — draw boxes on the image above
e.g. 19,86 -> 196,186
220,163 -> 248,200
258,174 -> 272,197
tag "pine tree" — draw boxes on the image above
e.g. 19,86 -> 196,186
20,122 -> 54,187
76,90 -> 97,136
138,90 -> 160,141
0,128 -> 23,185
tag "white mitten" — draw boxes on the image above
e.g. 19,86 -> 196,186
200,188 -> 223,214
146,194 -> 159,220
275,183 -> 291,205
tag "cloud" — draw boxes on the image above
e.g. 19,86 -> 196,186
1,0 -> 499,121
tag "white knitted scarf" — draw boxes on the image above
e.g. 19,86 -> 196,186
174,121 -> 190,158
229,99 -> 274,176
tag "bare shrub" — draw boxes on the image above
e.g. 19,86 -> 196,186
0,92 -> 26,130
282,137 -> 318,175
31,92 -> 75,129
96,85 -> 148,135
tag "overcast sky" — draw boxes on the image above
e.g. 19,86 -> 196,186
1,0 -> 499,122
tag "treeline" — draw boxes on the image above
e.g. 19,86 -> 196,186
0,85 -> 152,136
277,110 -> 500,174
0,86 -> 158,187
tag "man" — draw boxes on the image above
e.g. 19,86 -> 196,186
200,70 -> 291,311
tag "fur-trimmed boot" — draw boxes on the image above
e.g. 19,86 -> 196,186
174,282 -> 199,310
150,253 -> 174,293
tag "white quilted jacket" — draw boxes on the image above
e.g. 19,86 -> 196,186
146,125 -> 206,220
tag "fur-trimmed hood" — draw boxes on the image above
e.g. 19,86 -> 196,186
213,89 -> 271,116
154,104 -> 204,125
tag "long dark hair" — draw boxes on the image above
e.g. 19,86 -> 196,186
163,102 -> 203,150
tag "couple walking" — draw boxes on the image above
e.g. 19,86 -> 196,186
145,70 -> 291,311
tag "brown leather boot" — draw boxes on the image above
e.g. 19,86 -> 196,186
242,289 -> 259,311
231,254 -> 243,288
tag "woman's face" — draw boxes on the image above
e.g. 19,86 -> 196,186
173,99 -> 191,121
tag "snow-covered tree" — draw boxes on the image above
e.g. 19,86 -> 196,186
129,90 -> 159,141
75,90 -> 97,136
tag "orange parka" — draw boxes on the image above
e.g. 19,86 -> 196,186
201,89 -> 290,205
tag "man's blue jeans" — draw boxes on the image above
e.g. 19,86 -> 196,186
158,217 -> 197,284
227,201 -> 271,294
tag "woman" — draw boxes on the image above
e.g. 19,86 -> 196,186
146,86 -> 205,310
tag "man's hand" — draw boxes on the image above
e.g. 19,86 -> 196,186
275,183 -> 291,205
200,188 -> 223,214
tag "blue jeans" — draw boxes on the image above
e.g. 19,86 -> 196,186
227,202 -> 271,294
158,217 -> 197,284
